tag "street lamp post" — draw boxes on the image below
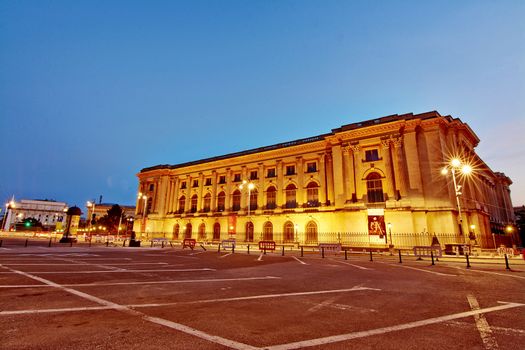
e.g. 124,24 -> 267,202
441,158 -> 472,244
87,201 -> 95,238
239,180 -> 255,216
138,192 -> 147,237
2,200 -> 15,231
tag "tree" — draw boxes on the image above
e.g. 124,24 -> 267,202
98,205 -> 125,234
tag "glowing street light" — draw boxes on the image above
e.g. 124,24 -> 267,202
87,200 -> 95,235
442,158 -> 473,243
239,180 -> 255,216
2,200 -> 15,231
138,192 -> 148,233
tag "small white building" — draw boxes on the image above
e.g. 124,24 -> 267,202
2,199 -> 68,231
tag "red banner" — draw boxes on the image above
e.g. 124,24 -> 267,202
368,215 -> 385,237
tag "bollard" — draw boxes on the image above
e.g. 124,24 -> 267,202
25,239 -> 28,247
431,251 -> 435,265
398,250 -> 402,263
70,240 -> 73,247
162,241 -> 165,248
123,239 -> 126,247
466,253 -> 471,268
89,239 -> 92,247
218,243 -> 221,253
0,239 -> 2,247
150,241 -> 153,248
247,244 -> 250,255
106,240 -> 109,247
282,246 -> 285,256
345,249 -> 348,260
369,250 -> 373,262
48,239 -> 52,247
301,246 -> 304,257
504,254 -> 510,270
321,246 -> 325,258
264,248 -> 267,255
232,245 -> 235,254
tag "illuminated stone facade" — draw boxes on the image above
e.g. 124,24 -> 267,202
134,111 -> 515,249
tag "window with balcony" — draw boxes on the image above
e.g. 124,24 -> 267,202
203,193 -> 211,212
266,186 -> 276,209
285,184 -> 297,208
366,173 -> 384,203
306,182 -> 320,207
232,190 -> 241,211
180,181 -> 187,189
249,190 -> 258,210
217,192 -> 225,211
178,196 -> 186,214
190,195 -> 198,213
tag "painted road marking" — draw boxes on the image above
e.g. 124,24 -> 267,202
292,256 -> 307,265
446,320 -> 525,335
0,264 -> 259,350
453,266 -> 525,280
467,294 -> 499,349
330,259 -> 370,270
130,286 -> 381,308
0,262 -> 169,266
220,253 -> 233,259
0,268 -> 215,274
257,253 -> 264,261
380,262 -> 457,276
265,301 -> 525,350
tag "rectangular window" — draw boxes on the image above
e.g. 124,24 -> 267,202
218,176 -> 226,184
180,181 -> 187,189
192,180 -> 199,187
306,162 -> 317,173
267,168 -> 276,178
365,149 -> 380,162
286,165 -> 296,176
250,170 -> 258,180
234,173 -> 242,182
149,184 -> 155,191
205,178 -> 212,186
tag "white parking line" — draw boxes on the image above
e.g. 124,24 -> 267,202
292,256 -> 307,265
453,266 -> 525,280
467,295 -> 499,349
0,264 -> 258,350
380,262 -> 457,276
257,253 -> 264,261
0,276 -> 281,289
220,253 -> 233,259
0,262 -> 169,266
265,301 -> 525,350
329,259 -> 370,270
0,268 -> 215,274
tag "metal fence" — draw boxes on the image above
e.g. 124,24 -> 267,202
136,230 -> 463,249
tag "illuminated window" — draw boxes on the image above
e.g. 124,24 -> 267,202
245,222 -> 254,242
190,195 -> 198,213
185,223 -> 192,239
198,223 -> 206,240
306,221 -> 318,243
203,193 -> 211,212
173,224 -> 180,240
366,173 -> 384,203
213,223 -> 221,240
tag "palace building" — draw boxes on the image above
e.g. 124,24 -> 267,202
134,111 -> 516,249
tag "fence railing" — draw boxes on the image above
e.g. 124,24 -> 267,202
135,231 -> 464,249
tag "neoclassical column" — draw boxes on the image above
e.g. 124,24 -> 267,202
296,156 -> 304,205
380,138 -> 396,200
211,170 -> 218,212
318,153 -> 327,205
171,177 -> 179,213
350,144 -> 361,201
331,145 -> 345,207
257,163 -> 264,209
225,169 -> 232,211
184,175 -> 191,212
197,173 -> 204,212
240,166 -> 247,210
392,136 -> 409,198
276,160 -> 284,207
342,145 -> 353,203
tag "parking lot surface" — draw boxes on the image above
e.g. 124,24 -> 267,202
1,239 -> 524,349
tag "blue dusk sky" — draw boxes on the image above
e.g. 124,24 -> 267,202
0,0 -> 524,209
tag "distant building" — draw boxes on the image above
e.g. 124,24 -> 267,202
514,206 -> 525,247
85,203 -> 136,222
1,199 -> 68,231
134,111 -> 515,249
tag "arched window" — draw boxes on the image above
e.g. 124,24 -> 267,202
178,196 -> 186,214
306,182 -> 319,207
213,222 -> 221,240
245,221 -> 254,242
283,221 -> 295,243
232,190 -> 241,211
249,190 -> 258,211
306,221 -> 318,243
366,173 -> 384,203
266,186 -> 276,209
173,224 -> 180,240
185,223 -> 192,239
190,195 -> 198,213
198,223 -> 206,240
217,192 -> 225,212
285,184 -> 297,208
203,193 -> 211,212
263,222 -> 273,241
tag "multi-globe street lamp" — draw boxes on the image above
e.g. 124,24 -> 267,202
87,200 -> 96,236
239,180 -> 255,216
441,158 -> 472,244
138,192 -> 147,234
2,200 -> 15,231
